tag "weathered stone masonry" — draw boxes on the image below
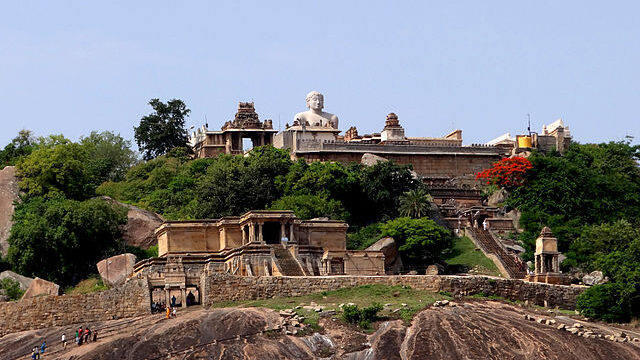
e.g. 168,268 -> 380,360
0,279 -> 150,336
0,275 -> 584,336
200,275 -> 585,310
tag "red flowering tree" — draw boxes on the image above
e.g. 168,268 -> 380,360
476,156 -> 533,189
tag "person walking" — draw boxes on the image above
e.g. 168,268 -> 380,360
172,307 -> 177,317
40,340 -> 46,354
75,330 -> 79,345
166,306 -> 171,319
92,329 -> 98,342
62,333 -> 67,349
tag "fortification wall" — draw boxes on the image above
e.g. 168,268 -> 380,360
0,279 -> 150,336
201,275 -> 584,310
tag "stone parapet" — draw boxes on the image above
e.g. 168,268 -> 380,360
0,278 -> 150,336
201,274 -> 584,310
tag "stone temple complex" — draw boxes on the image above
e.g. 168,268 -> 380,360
140,90 -> 574,306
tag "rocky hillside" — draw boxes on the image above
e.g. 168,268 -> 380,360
0,166 -> 19,257
0,300 -> 638,359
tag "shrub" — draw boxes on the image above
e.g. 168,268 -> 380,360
576,283 -> 628,323
341,303 -> 383,329
0,278 -> 25,300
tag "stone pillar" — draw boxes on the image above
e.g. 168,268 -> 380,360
165,287 -> 170,306
289,223 -> 295,243
249,223 -> 255,242
553,254 -> 559,272
258,222 -> 264,243
181,286 -> 187,308
260,133 -> 265,146
534,255 -> 540,274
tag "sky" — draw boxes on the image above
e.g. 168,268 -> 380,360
1,1 -> 639,149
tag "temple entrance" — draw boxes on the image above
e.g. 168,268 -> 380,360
263,222 -> 281,244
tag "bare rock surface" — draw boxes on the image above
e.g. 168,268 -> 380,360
0,270 -> 33,290
0,166 -> 20,257
365,237 -> 402,274
360,153 -> 388,166
100,196 -> 164,249
1,301 -> 639,359
20,277 -> 60,299
582,271 -> 607,286
96,253 -> 137,286
487,188 -> 509,206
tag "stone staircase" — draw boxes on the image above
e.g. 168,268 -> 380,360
272,245 -> 305,276
468,228 -> 526,279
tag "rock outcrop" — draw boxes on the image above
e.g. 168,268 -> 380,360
0,166 -> 20,257
360,153 -> 388,166
583,271 -> 608,286
96,253 -> 137,286
100,196 -> 164,249
487,188 -> 509,206
365,237 -> 403,274
20,277 -> 60,299
0,271 -> 33,291
2,301 -> 638,360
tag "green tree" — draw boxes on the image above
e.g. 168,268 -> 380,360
355,161 -> 422,224
380,217 -> 453,265
270,194 -> 347,220
80,131 -> 138,183
134,98 -> 191,160
398,188 -> 433,218
195,146 -> 292,218
6,197 -> 128,285
0,129 -> 37,169
16,142 -> 94,200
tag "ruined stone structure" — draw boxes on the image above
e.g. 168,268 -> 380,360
133,210 -> 385,307
190,102 -> 277,157
526,227 -> 570,285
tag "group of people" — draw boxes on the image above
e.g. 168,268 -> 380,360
30,341 -> 45,359
73,327 -> 97,346
30,327 -> 100,358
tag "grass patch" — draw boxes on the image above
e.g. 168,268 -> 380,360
210,284 -> 451,328
444,236 -> 501,276
64,276 -> 108,294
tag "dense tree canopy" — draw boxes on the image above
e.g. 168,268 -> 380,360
134,98 -> 190,160
503,141 -> 640,322
380,217 -> 453,265
507,142 -> 640,257
16,141 -> 94,200
0,130 -> 37,169
6,197 -> 128,284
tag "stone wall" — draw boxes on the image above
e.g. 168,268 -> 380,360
0,278 -> 150,336
201,275 -> 584,310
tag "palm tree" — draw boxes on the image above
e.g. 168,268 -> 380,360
398,188 -> 433,218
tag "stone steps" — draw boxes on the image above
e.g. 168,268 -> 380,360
469,228 -> 526,279
272,245 -> 305,276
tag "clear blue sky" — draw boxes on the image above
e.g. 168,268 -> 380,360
1,1 -> 639,149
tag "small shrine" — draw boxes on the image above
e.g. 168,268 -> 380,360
525,227 -> 570,285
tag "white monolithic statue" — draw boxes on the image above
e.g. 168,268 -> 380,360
294,91 -> 339,129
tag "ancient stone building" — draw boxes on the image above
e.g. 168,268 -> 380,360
525,227 -> 570,285
190,102 -> 277,157
133,210 -> 385,307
